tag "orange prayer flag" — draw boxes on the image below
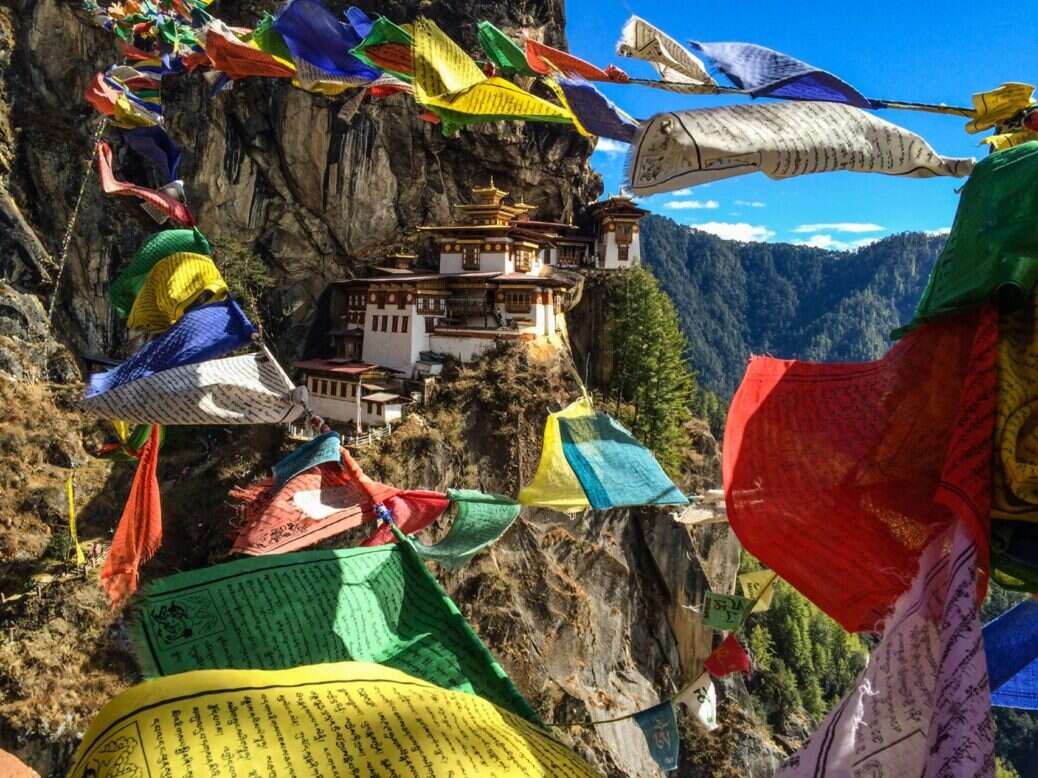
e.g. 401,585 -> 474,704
101,426 -> 162,605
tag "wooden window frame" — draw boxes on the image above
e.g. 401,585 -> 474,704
462,244 -> 480,271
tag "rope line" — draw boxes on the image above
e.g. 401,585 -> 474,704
48,116 -> 109,322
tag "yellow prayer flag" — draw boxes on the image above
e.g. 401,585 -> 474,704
110,419 -> 130,444
112,93 -> 161,129
966,82 -> 1035,134
68,662 -> 598,778
127,252 -> 228,333
413,17 -> 484,103
67,474 -> 86,565
738,570 -> 777,613
518,397 -> 595,513
994,289 -> 1038,521
983,130 -> 1038,151
424,77 -> 574,123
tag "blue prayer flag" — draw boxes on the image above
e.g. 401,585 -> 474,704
633,702 -> 680,772
344,6 -> 373,39
120,126 -> 182,183
86,300 -> 256,398
272,431 -> 343,489
691,41 -> 874,108
557,413 -> 688,510
274,0 -> 380,81
984,597 -> 1038,710
558,77 -> 638,143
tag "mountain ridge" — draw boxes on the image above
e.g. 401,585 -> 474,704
640,214 -> 945,397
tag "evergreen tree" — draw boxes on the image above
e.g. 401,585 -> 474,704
606,266 -> 695,473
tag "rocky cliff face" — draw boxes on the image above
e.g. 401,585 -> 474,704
2,0 -> 600,357
0,1 -> 776,776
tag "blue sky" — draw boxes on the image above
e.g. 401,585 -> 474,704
566,0 -> 1035,248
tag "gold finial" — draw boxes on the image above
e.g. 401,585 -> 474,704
489,175 -> 495,189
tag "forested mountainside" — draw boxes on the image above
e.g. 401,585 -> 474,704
641,214 -> 945,398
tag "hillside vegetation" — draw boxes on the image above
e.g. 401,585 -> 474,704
641,215 -> 945,397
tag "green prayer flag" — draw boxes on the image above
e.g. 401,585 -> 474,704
251,13 -> 293,63
895,141 -> 1038,337
477,21 -> 537,76
701,592 -> 754,630
110,229 -> 211,318
410,489 -> 520,569
351,16 -> 414,82
129,539 -> 540,724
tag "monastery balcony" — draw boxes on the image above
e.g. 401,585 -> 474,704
446,298 -> 493,315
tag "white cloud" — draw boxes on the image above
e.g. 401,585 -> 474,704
689,222 -> 775,242
926,227 -> 951,236
593,138 -> 629,157
793,235 -> 882,251
670,188 -> 694,196
793,223 -> 886,234
734,200 -> 766,208
664,199 -> 720,210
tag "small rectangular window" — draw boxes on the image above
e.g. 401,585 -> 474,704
391,316 -> 398,333
462,245 -> 480,270
401,316 -> 409,334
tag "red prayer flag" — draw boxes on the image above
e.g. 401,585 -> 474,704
724,306 -> 996,632
96,141 -> 195,226
524,38 -> 611,81
704,634 -> 750,677
361,491 -> 452,546
101,426 -> 162,605
84,73 -> 120,116
203,22 -> 296,80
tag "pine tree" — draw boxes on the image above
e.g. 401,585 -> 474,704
606,266 -> 695,473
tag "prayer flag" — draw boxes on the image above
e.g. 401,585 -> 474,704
673,674 -> 718,731
96,141 -> 195,226
129,539 -> 540,722
617,16 -> 714,85
633,702 -> 679,772
202,19 -> 296,80
701,592 -> 754,630
120,126 -> 182,183
273,0 -> 378,87
777,523 -> 994,776
477,21 -> 537,77
966,82 -> 1035,134
994,289 -> 1038,523
87,300 -> 255,398
109,228 -> 211,318
351,16 -> 413,81
627,102 -> 973,196
984,130 -> 1038,151
271,431 -> 342,488
0,750 -> 38,778
68,663 -> 597,778
413,17 -> 484,102
984,597 -> 1038,710
704,634 -> 750,677
557,412 -> 688,510
101,426 -> 161,605
524,37 -> 614,81
343,6 -> 373,39
691,41 -> 873,108
67,474 -> 85,565
551,76 -> 638,142
738,570 -> 776,612
724,306 -> 996,632
896,142 -> 1038,335
408,489 -> 521,569
126,251 -> 227,333
519,398 -> 598,513
80,352 -> 305,426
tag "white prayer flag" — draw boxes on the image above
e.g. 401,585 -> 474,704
777,522 -> 994,776
617,16 -> 715,86
81,352 -> 305,426
673,674 -> 718,732
626,102 -> 974,197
